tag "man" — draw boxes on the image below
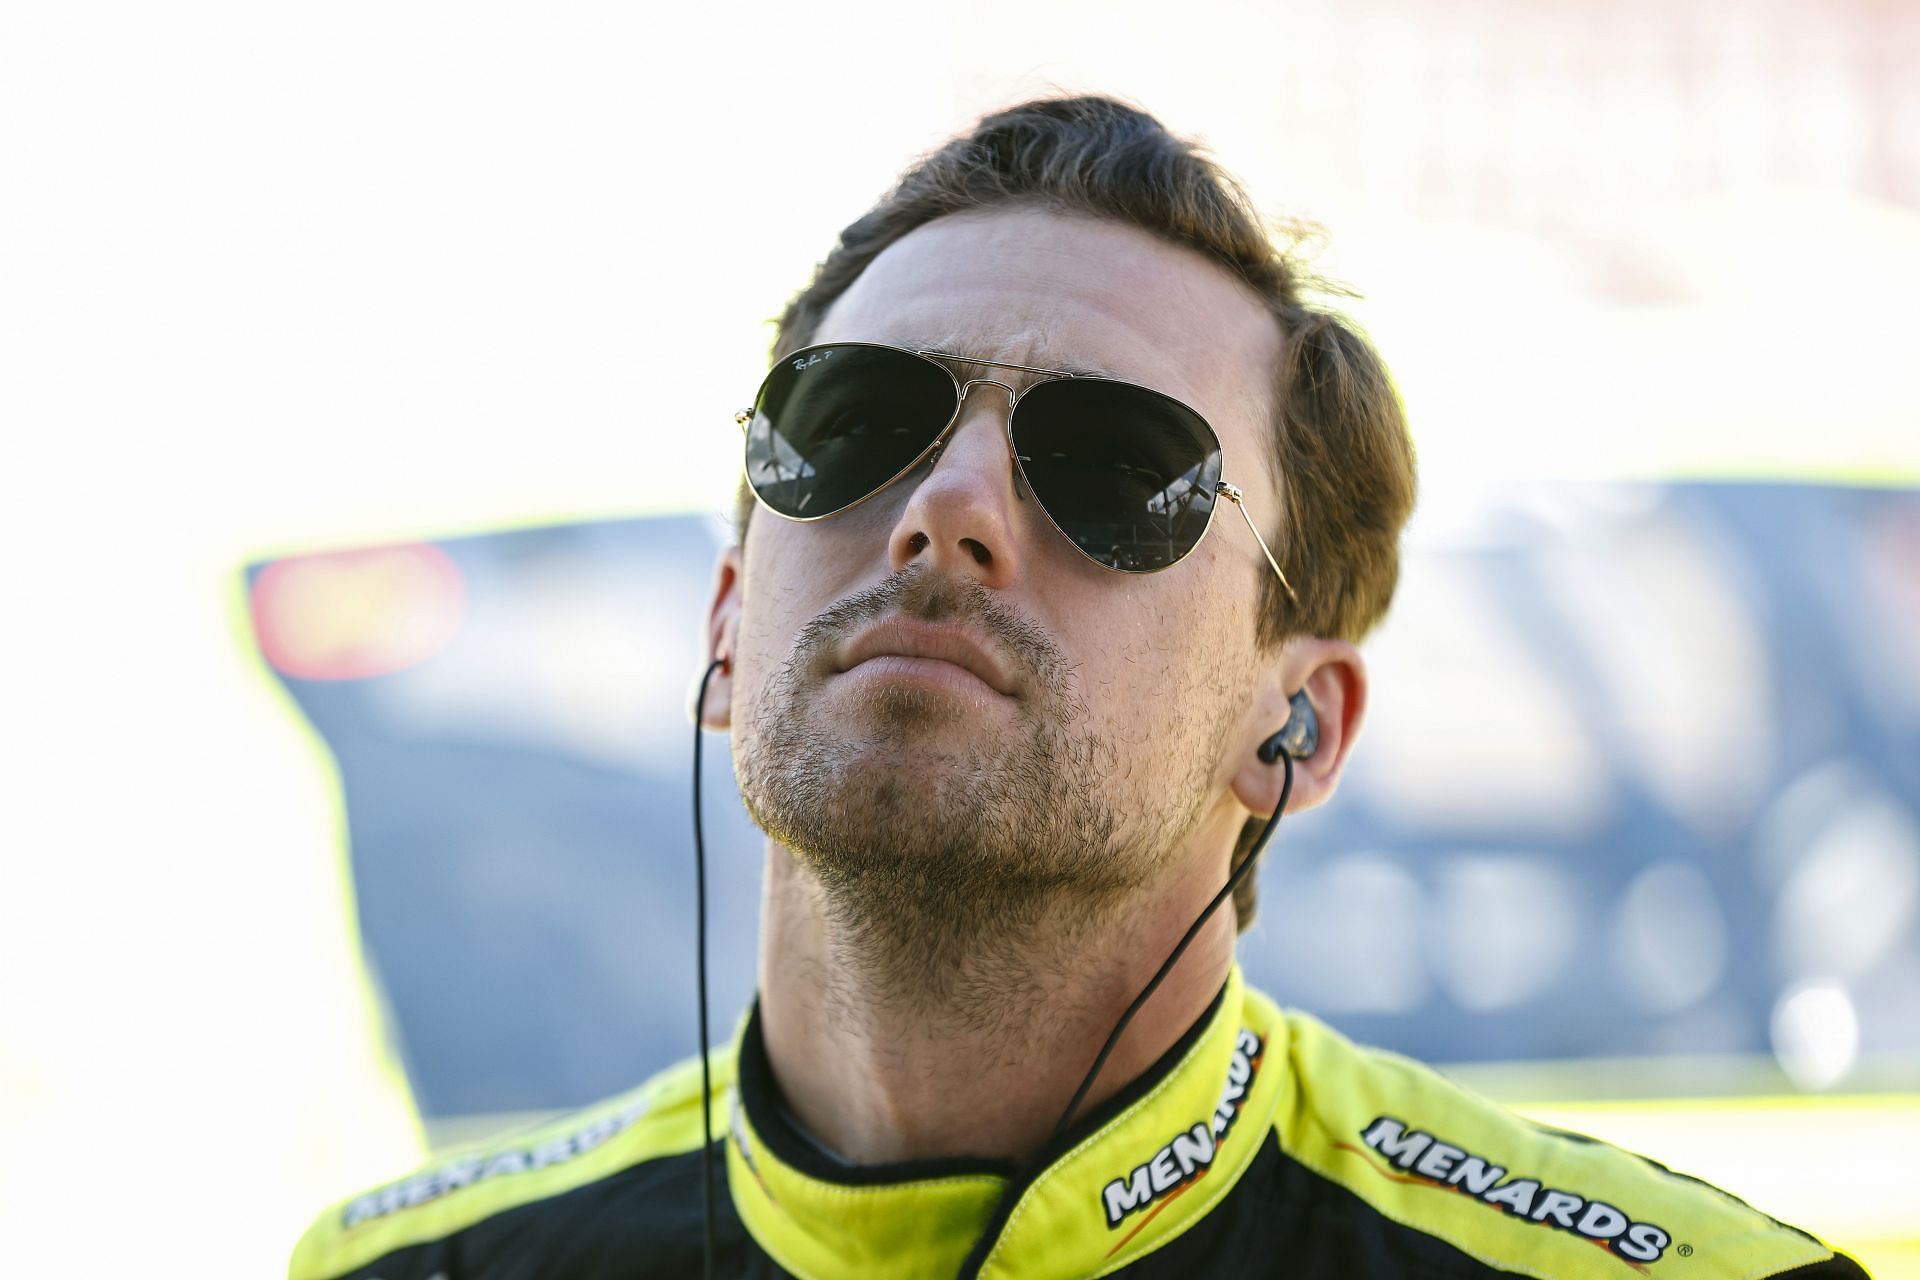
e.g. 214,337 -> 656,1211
291,96 -> 1867,1279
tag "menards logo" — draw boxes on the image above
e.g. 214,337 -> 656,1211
342,1098 -> 650,1228
1355,1116 -> 1673,1264
1100,1029 -> 1264,1231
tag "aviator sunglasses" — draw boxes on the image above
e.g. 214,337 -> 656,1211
735,342 -> 1299,600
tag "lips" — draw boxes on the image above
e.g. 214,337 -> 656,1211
834,618 -> 1019,697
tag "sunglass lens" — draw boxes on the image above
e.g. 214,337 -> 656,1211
745,346 -> 957,519
1011,378 -> 1223,572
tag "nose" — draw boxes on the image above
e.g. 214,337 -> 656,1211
886,382 -> 1023,588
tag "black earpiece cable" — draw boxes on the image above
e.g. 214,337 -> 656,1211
954,747 -> 1297,1280
1046,749 -> 1293,1145
692,656 -> 726,1280
695,656 -> 1301,1280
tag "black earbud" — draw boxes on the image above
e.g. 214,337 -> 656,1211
1258,689 -> 1319,764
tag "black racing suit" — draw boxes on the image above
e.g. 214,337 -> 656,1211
292,967 -> 1869,1278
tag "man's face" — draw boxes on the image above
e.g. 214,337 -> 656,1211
723,206 -> 1287,940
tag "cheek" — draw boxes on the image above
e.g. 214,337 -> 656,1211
746,490 -> 898,584
735,532 -> 802,677
1059,581 -> 1230,714
1128,569 -> 1255,698
736,517 -> 877,665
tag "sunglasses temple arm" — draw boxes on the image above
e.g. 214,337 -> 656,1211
1216,483 -> 1300,607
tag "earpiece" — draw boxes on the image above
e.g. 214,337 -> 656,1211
1257,689 -> 1318,764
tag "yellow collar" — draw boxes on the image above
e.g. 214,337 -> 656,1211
726,966 -> 1286,1280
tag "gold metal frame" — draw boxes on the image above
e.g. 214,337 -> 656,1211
735,341 -> 1299,605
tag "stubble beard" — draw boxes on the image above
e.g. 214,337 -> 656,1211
735,568 -> 1214,1021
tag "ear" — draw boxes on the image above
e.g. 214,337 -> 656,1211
1227,638 -> 1367,818
690,545 -> 743,730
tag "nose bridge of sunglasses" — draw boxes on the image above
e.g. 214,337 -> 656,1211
932,377 -> 1023,470
956,375 -> 1018,408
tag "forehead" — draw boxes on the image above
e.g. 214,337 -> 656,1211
812,207 -> 1282,430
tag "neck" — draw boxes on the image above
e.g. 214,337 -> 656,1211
756,839 -> 1238,1166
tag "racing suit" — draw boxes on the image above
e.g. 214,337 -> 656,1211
290,967 -> 1868,1278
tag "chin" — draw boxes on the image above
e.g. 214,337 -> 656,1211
759,758 -> 978,876
806,741 -> 973,832
743,711 -> 1012,864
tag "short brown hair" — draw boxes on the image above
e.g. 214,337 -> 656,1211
739,95 -> 1417,927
